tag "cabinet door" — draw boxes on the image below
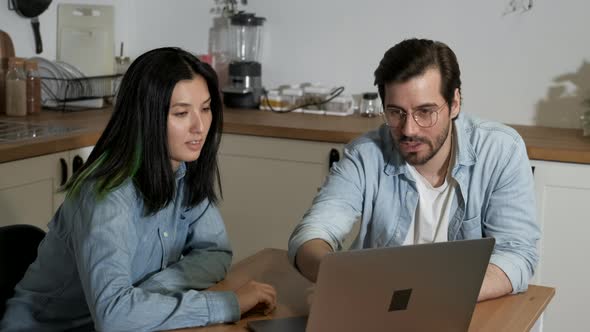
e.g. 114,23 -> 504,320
0,152 -> 68,230
218,134 -> 344,261
54,146 -> 95,210
533,160 -> 590,331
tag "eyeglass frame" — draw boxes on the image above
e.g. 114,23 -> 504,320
381,102 -> 448,128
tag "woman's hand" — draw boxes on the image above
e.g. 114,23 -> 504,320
235,280 -> 277,315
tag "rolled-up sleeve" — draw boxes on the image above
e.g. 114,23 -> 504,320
71,194 -> 239,332
288,146 -> 365,265
139,202 -> 234,292
484,137 -> 540,293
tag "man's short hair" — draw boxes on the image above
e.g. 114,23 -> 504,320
374,38 -> 462,108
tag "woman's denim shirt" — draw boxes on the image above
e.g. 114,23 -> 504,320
1,163 -> 239,331
288,113 -> 540,294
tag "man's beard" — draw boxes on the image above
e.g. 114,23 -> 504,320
394,122 -> 450,166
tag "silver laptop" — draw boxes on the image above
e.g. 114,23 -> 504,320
248,238 -> 494,332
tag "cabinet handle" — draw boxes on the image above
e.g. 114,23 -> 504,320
531,166 -> 535,175
329,148 -> 340,171
73,155 -> 84,175
60,158 -> 68,186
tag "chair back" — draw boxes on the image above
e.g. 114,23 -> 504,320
0,224 -> 45,318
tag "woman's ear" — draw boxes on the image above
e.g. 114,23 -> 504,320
450,88 -> 461,120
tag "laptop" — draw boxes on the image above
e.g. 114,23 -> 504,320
247,238 -> 494,332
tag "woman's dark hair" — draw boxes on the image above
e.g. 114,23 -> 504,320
374,38 -> 461,109
64,47 -> 223,215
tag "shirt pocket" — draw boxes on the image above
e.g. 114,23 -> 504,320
459,215 -> 482,239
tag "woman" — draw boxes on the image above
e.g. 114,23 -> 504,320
1,47 -> 276,331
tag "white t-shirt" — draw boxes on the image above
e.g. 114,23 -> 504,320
403,146 -> 457,245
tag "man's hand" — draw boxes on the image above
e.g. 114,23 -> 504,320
235,280 -> 277,315
477,263 -> 513,302
294,239 -> 334,282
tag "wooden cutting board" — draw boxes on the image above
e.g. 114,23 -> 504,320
0,29 -> 16,115
56,4 -> 114,76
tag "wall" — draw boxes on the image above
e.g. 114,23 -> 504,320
0,0 -> 131,59
2,0 -> 589,128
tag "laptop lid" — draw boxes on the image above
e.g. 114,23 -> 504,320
248,238 -> 494,332
306,238 -> 495,332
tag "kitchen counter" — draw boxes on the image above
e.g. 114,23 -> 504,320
1,107 -> 590,164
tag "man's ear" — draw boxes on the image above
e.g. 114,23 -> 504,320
450,88 -> 461,120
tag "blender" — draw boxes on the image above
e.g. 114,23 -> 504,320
222,12 -> 266,109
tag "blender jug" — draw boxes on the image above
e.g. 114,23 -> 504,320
229,12 -> 265,62
223,12 -> 266,109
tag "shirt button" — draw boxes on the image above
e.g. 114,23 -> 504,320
163,231 -> 169,238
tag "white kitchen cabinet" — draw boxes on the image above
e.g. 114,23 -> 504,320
0,146 -> 94,230
53,146 -> 95,209
531,160 -> 590,331
218,134 -> 345,261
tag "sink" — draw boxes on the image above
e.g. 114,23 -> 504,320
0,121 -> 82,143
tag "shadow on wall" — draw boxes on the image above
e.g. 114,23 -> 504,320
535,60 -> 590,128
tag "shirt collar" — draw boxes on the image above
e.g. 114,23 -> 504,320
175,162 -> 187,180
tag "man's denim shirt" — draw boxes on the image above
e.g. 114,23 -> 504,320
288,113 -> 540,294
1,163 -> 240,332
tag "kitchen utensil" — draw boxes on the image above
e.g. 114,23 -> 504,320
9,0 -> 52,54
0,30 -> 16,60
57,4 -> 114,76
223,12 -> 266,109
1,30 -> 16,115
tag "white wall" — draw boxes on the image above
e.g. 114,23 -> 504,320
0,0 -> 131,59
2,0 -> 589,128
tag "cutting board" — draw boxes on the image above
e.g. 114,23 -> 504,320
57,4 -> 114,76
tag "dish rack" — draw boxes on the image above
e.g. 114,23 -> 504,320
40,74 -> 122,111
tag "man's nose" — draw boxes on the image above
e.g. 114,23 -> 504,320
400,113 -> 419,136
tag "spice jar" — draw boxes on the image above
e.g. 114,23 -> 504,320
5,57 -> 27,117
302,85 -> 330,110
281,86 -> 304,112
25,60 -> 41,114
359,92 -> 381,118
259,89 -> 288,111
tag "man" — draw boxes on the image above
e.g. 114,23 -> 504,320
288,38 -> 540,301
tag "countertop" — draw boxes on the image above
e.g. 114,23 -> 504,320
2,107 -> 590,164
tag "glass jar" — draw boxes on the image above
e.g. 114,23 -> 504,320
581,110 -> 590,136
25,60 -> 41,114
359,92 -> 381,118
260,89 -> 288,111
325,95 -> 354,116
302,85 -> 330,110
5,57 -> 27,117
282,86 -> 304,112
209,16 -> 231,89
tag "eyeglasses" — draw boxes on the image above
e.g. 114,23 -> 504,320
382,103 -> 447,128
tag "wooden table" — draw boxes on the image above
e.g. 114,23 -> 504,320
173,248 -> 555,332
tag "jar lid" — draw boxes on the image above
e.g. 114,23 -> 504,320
230,12 -> 266,26
362,92 -> 379,100
8,57 -> 25,66
24,60 -> 38,70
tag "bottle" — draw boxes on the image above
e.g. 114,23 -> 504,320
5,57 -> 27,117
0,58 -> 6,115
25,60 -> 41,114
208,16 -> 231,89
